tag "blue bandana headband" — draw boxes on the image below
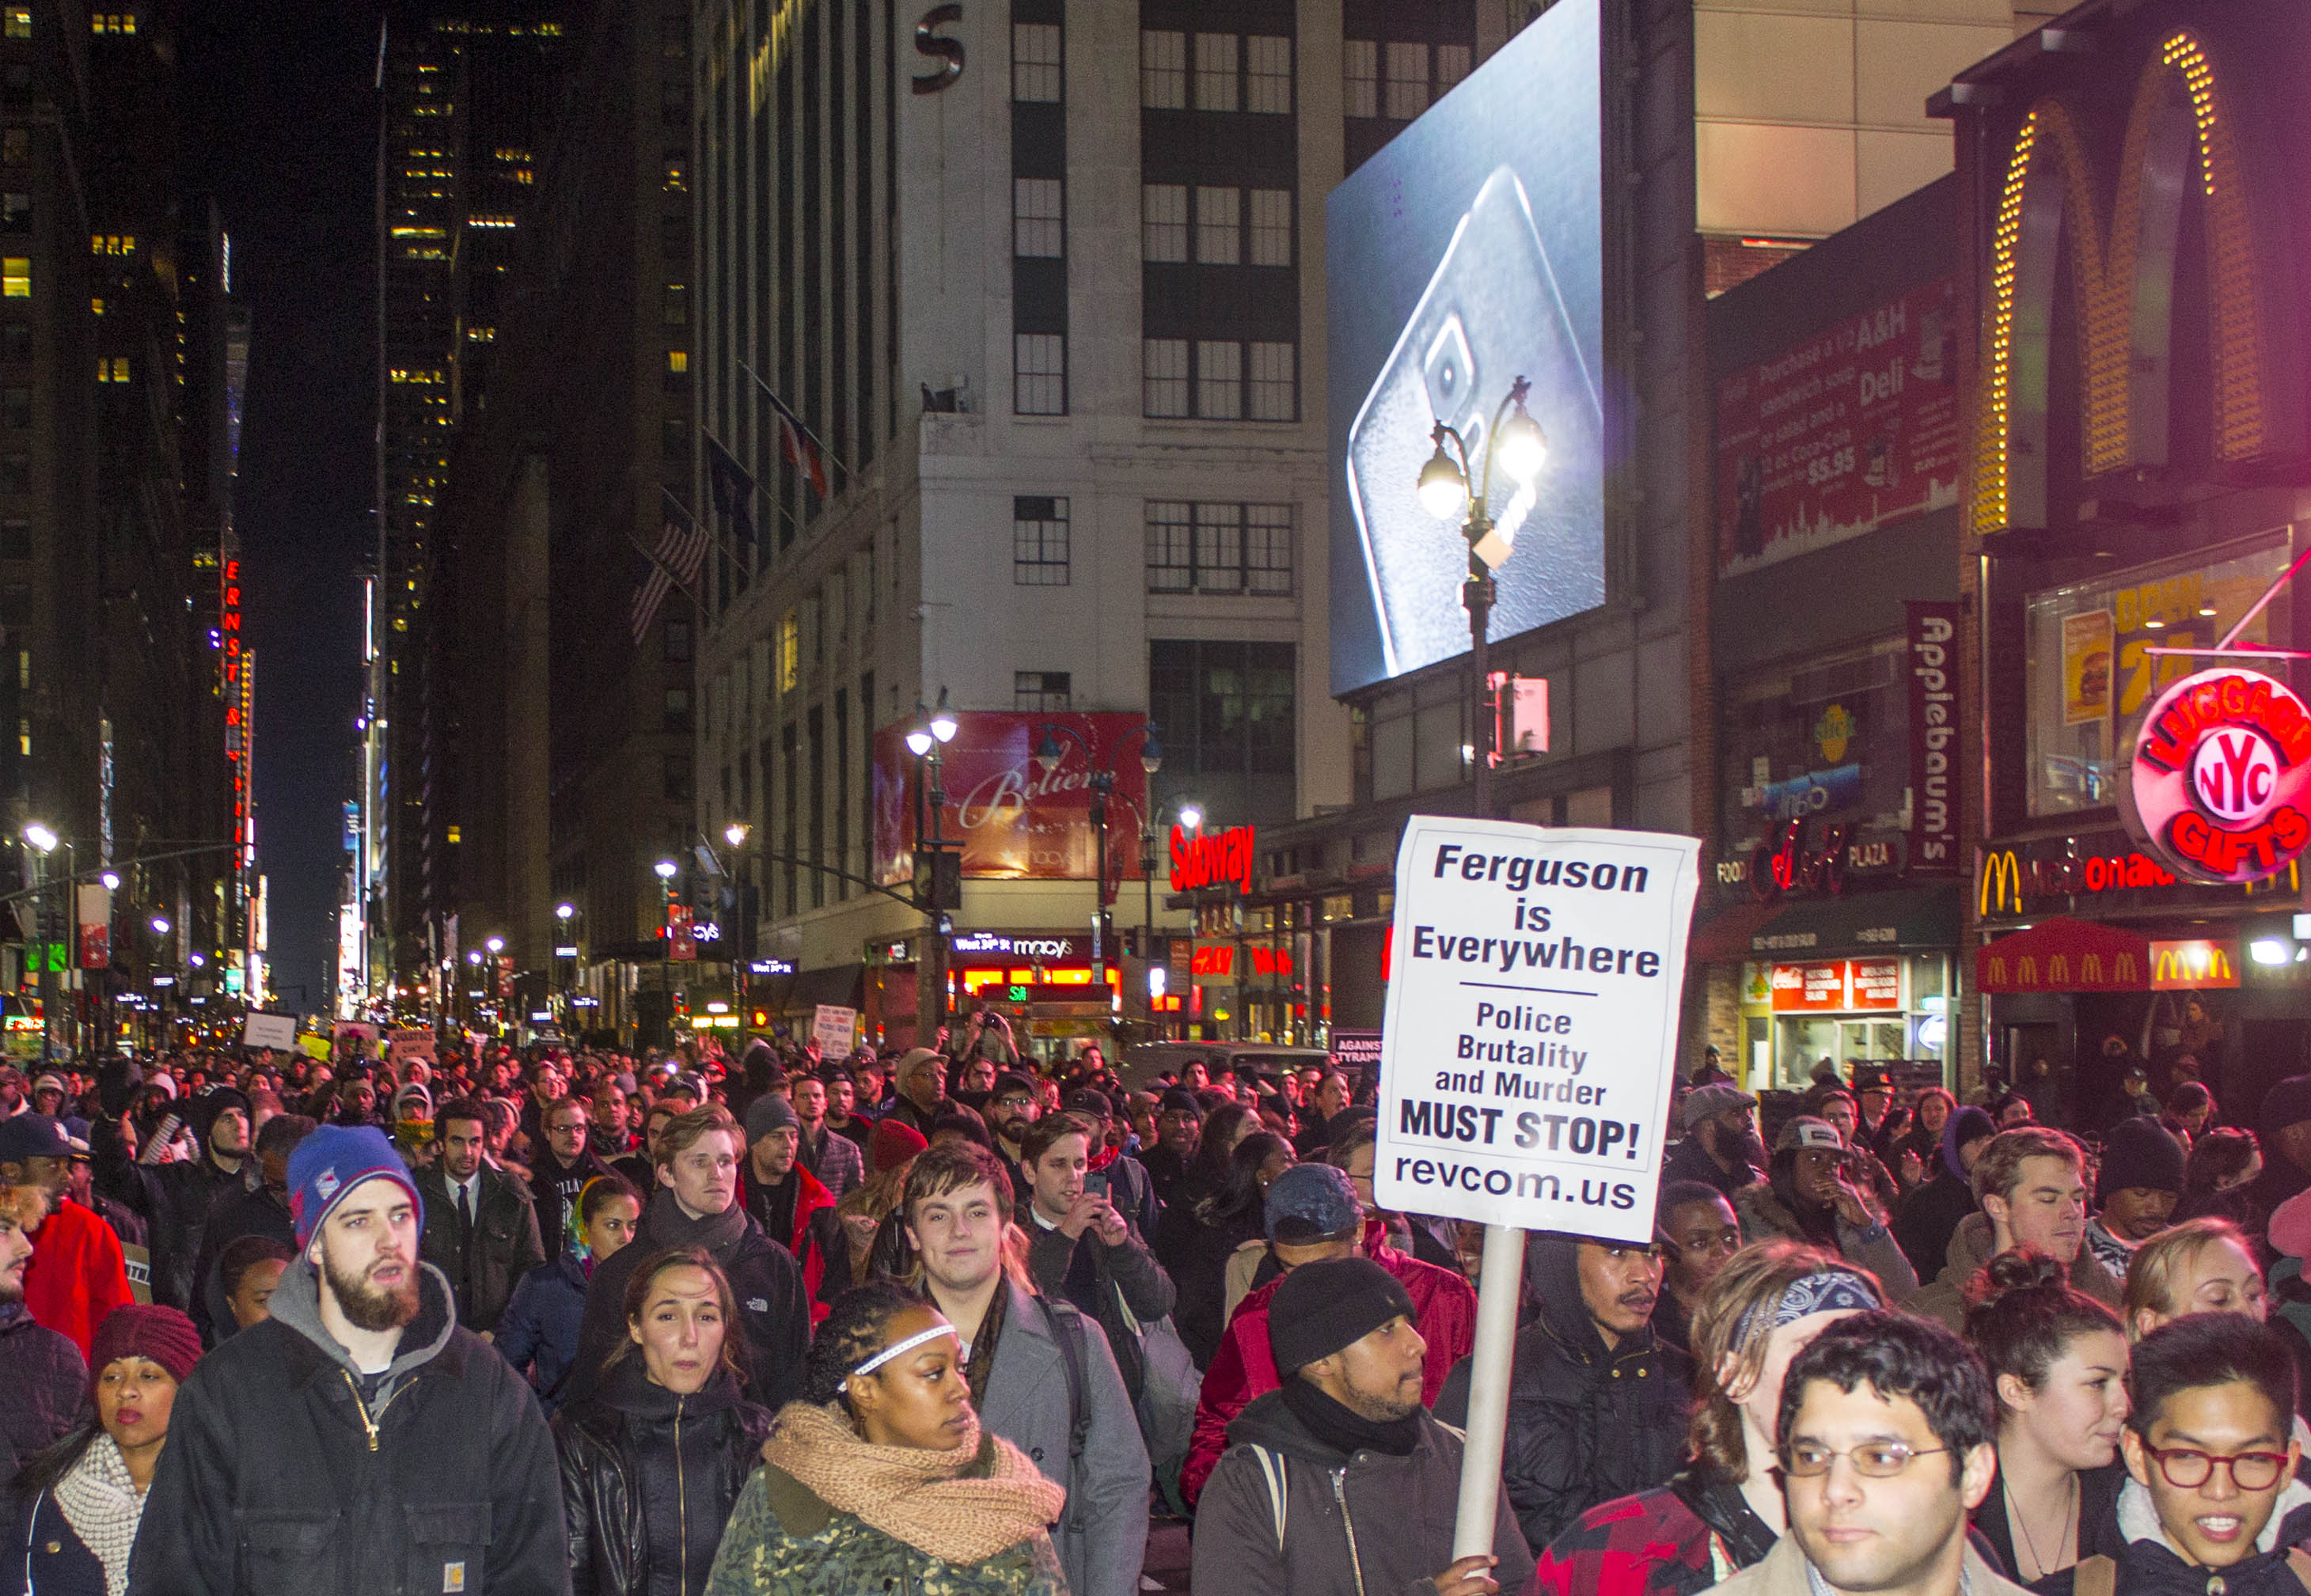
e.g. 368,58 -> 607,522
1744,1270 -> 1883,1341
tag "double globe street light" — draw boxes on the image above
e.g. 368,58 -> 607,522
1416,375 -> 1549,817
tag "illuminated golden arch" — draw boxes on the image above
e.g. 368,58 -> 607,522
1974,30 -> 2267,536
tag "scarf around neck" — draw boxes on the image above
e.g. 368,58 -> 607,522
53,1433 -> 145,1596
646,1189 -> 749,1257
1277,1374 -> 1423,1458
760,1400 -> 1064,1563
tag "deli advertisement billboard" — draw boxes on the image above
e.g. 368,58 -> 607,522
872,711 -> 1152,887
1327,0 -> 1604,695
1716,278 -> 1962,578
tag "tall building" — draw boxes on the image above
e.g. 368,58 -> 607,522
369,3 -> 564,1006
416,0 -> 698,1039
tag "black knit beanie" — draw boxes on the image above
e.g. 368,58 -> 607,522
1267,1256 -> 1418,1375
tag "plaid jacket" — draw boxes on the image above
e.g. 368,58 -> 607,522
1527,1485 -> 1725,1596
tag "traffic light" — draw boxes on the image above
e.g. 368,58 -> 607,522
750,1007 -> 769,1028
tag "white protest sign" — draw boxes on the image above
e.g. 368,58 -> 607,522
812,1004 -> 858,1055
1374,819 -> 1700,1245
386,1027 -> 438,1065
241,1011 -> 299,1052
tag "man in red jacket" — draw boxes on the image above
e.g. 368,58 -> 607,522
1,1113 -> 130,1357
735,1094 -> 850,1321
1181,1162 -> 1476,1507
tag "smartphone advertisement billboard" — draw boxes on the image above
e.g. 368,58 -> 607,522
1327,0 -> 1605,696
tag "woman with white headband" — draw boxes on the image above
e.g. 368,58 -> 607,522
703,1279 -> 1068,1595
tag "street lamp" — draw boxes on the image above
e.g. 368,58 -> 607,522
1416,375 -> 1549,817
485,935 -> 504,953
1139,792 -> 1200,1039
905,692 -> 962,1040
150,916 -> 170,936
99,870 -> 120,891
1033,720 -> 1161,1000
654,859 -> 678,881
723,822 -> 749,850
556,902 -> 575,922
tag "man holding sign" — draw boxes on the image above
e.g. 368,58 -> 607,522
1375,818 -> 1700,1570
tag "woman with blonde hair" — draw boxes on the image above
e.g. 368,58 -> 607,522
2121,1215 -> 2267,1340
703,1280 -> 1067,1596
1529,1240 -> 1884,1595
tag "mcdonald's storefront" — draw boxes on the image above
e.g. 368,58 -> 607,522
1946,0 -> 2311,1126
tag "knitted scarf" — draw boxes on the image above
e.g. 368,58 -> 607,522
52,1434 -> 145,1596
761,1401 -> 1065,1563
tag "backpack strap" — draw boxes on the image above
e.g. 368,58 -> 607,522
1033,1291 -> 1093,1467
2072,1553 -> 2116,1596
1250,1444 -> 1289,1552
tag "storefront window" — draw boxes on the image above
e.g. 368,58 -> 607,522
1751,952 -> 1949,1090
2024,533 -> 2292,819
1720,635 -> 1910,881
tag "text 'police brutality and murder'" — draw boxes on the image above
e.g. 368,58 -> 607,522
1376,821 -> 1701,1245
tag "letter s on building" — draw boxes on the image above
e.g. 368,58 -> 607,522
913,4 -> 965,93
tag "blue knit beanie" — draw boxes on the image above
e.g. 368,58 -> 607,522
287,1124 -> 423,1251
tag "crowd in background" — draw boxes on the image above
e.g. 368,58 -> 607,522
1,1016 -> 2310,1596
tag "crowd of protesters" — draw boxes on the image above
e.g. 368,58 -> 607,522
2,1022 -> 2311,1596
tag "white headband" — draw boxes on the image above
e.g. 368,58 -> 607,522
844,1323 -> 959,1386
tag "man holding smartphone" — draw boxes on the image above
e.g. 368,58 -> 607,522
1021,1111 -> 1176,1401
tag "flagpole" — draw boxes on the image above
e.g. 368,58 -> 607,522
735,359 -> 854,480
696,422 -> 809,548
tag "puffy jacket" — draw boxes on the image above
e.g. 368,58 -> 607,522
735,1162 -> 850,1322
567,1195 -> 808,1412
0,1300 -> 86,1481
1181,1238 -> 1476,1508
1189,1386 -> 1533,1596
127,1259 -> 571,1596
550,1359 -> 772,1596
1730,1181 -> 1919,1302
702,1449 -> 1065,1596
23,1198 -> 131,1359
496,1252 -> 590,1414
1907,1209 -> 2121,1330
417,1166 -> 548,1334
1432,1236 -> 1690,1553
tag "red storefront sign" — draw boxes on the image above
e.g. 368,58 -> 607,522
1171,824 -> 1256,895
871,711 -> 1152,886
1770,958 -> 1902,1012
2123,667 -> 2311,885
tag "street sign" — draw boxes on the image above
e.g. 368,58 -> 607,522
1373,818 -> 1699,1245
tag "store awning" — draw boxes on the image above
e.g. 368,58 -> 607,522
766,964 -> 864,1014
1747,885 -> 1963,959
1690,900 -> 1785,963
1975,917 -> 2151,993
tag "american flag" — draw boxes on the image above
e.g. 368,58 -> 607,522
629,496 -> 709,646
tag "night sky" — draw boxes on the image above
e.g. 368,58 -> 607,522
182,6 -> 379,1017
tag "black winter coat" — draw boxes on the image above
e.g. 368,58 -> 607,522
566,1196 -> 809,1412
0,1302 -> 85,1481
127,1259 -> 571,1596
1437,1235 -> 1691,1552
418,1166 -> 548,1333
1894,1168 -> 1977,1279
150,1153 -> 253,1311
188,1183 -> 296,1345
1152,1197 -> 1262,1371
550,1359 -> 772,1596
2032,1496 -> 2311,1596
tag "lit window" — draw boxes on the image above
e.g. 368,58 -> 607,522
90,297 -> 103,316
1246,36 -> 1292,113
1193,34 -> 1237,112
1014,333 -> 1066,415
1343,40 -> 1379,118
446,826 -> 461,844
1248,343 -> 1296,421
1249,189 -> 1292,267
663,154 -> 688,191
1,131 -> 25,166
1197,340 -> 1242,419
776,611 -> 799,692
1011,22 -> 1061,103
1385,43 -> 1429,119
90,234 -> 135,256
1143,184 -> 1188,263
1015,671 -> 1072,711
1,258 -> 26,298
1437,44 -> 1471,92
1140,30 -> 1186,109
96,357 -> 127,383
1012,495 -> 1069,586
4,9 -> 27,38
666,349 -> 688,373
1013,177 -> 1064,258
1195,187 -> 1239,265
1144,339 -> 1189,418
663,283 -> 687,324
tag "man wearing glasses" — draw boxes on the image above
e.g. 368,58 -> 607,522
1701,1310 -> 2025,1596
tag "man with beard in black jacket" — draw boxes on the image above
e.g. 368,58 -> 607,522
1437,1230 -> 1691,1553
187,1112 -> 313,1344
566,1104 -> 809,1410
1662,1083 -> 1764,1200
129,1124 -> 569,1596
147,1088 -> 258,1311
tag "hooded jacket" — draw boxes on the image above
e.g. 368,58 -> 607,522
734,1161 -> 848,1321
188,1181 -> 297,1346
1180,1236 -> 1476,1508
126,1258 -> 571,1596
1730,1181 -> 1920,1303
24,1197 -> 132,1360
149,1112 -> 257,1311
1431,1236 -> 1691,1554
1188,1386 -> 1534,1596
550,1357 -> 773,1596
2032,1476 -> 2311,1596
566,1192 -> 809,1412
1906,1210 -> 2123,1331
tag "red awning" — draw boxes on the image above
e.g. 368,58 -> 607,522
1975,917 -> 2153,993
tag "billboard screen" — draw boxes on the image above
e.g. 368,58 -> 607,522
1327,0 -> 1604,696
871,711 -> 1153,888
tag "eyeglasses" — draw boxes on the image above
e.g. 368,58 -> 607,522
2139,1445 -> 2292,1491
1779,1441 -> 1949,1479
